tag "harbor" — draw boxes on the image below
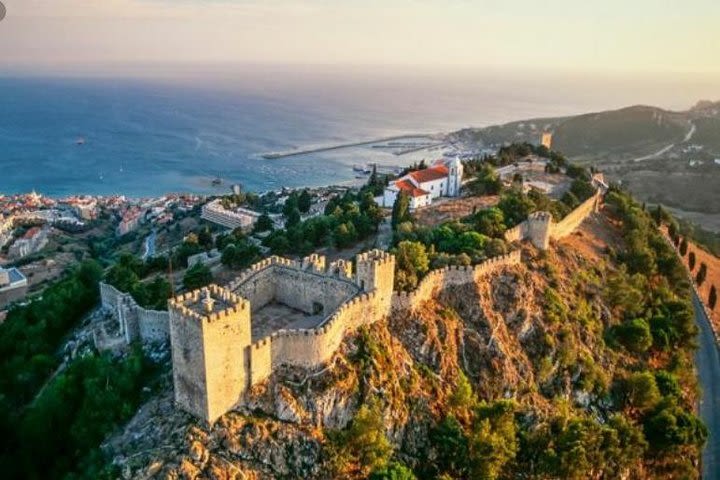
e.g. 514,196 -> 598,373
261,134 -> 441,159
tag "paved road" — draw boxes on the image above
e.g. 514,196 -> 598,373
633,121 -> 696,162
142,229 -> 157,260
693,293 -> 720,479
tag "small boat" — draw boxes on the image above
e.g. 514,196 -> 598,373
212,175 -> 222,186
352,164 -> 366,172
76,137 -> 86,145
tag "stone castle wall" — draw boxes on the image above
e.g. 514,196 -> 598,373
98,282 -> 170,346
391,250 -> 522,312
169,250 -> 395,423
551,190 -> 601,239
503,189 -> 602,250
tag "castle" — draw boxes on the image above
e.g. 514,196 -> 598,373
168,250 -> 395,424
96,182 -> 605,424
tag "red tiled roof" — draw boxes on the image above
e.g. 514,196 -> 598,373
395,180 -> 430,198
408,165 -> 449,183
23,227 -> 41,239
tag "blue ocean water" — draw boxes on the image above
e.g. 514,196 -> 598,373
0,69 -> 711,197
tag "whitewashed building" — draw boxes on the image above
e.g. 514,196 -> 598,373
383,157 -> 463,209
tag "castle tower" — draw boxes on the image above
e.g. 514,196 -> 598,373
355,249 -> 396,314
527,211 -> 553,250
541,132 -> 553,149
447,157 -> 463,197
168,285 -> 251,424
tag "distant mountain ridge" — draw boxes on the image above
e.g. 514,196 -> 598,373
449,99 -> 720,232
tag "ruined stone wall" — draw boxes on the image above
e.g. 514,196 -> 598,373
137,308 -> 170,342
98,282 -> 169,345
99,282 -> 124,311
392,250 -> 522,312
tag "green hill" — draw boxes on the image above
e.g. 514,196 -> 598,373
551,105 -> 689,162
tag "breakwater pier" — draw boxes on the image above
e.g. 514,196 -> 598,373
261,134 -> 436,159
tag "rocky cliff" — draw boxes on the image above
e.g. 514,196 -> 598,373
104,210 -> 704,480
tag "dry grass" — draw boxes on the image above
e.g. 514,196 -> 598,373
413,195 -> 499,227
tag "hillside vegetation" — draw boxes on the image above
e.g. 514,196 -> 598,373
104,188 -> 705,480
449,101 -> 720,232
551,106 -> 688,162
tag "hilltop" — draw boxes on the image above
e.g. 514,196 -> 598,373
99,190 -> 706,480
448,101 -> 720,231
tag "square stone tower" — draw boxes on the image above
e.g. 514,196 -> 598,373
168,285 -> 251,424
355,249 -> 396,314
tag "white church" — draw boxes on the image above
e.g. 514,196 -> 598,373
382,157 -> 463,209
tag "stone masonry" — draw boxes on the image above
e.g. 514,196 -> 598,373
168,249 -> 395,424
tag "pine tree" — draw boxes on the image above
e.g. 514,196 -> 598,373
391,191 -> 410,229
679,237 -> 689,256
689,251 -> 696,271
696,263 -> 708,287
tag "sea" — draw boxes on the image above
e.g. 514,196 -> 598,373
1,65 -> 717,198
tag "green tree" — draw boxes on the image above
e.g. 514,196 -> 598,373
688,251 -> 696,271
644,404 -> 707,452
696,262 -> 707,286
393,241 -> 429,291
253,213 -> 274,232
369,462 -> 417,480
183,263 -> 212,290
471,165 -> 503,196
285,207 -> 301,229
614,318 -> 653,353
468,400 -> 517,480
298,189 -> 313,213
339,400 -> 393,476
430,415 -> 469,478
710,285 -> 717,310
473,207 -> 506,238
619,372 -> 661,413
391,191 -> 411,229
497,189 -> 535,227
449,370 -> 476,415
679,237 -> 688,256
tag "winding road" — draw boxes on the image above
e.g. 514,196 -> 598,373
632,121 -> 696,162
693,293 -> 720,479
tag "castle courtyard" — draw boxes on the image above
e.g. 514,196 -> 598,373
250,302 -> 325,341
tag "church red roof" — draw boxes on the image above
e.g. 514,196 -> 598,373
395,180 -> 430,198
408,164 -> 449,184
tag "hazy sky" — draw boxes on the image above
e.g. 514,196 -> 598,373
1,0 -> 719,74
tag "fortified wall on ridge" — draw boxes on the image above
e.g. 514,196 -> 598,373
504,188 -> 603,250
168,250 -> 395,424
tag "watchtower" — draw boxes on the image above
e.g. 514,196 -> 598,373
355,249 -> 396,312
168,285 -> 251,424
527,211 -> 553,250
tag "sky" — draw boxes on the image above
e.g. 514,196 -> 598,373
0,0 -> 719,75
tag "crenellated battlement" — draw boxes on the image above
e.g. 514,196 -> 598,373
169,249 -> 396,424
504,189 -> 603,250
169,284 -> 250,324
391,250 -> 522,313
